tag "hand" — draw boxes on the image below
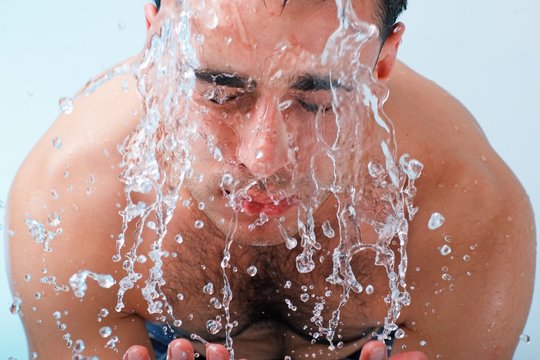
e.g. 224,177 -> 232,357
124,339 -> 427,360
123,339 -> 230,360
359,340 -> 428,360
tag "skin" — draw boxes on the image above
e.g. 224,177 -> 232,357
5,0 -> 535,359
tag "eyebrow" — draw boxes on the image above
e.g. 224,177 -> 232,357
194,69 -> 255,89
291,74 -> 347,91
194,69 -> 349,92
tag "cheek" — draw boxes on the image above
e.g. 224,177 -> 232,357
192,111 -> 241,160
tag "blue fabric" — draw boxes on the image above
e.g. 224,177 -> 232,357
145,321 -> 395,359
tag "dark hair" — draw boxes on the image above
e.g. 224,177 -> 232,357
153,0 -> 406,41
375,0 -> 408,40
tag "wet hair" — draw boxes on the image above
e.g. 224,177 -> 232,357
152,0 -> 406,41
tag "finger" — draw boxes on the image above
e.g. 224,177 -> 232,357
389,351 -> 429,360
206,343 -> 230,360
168,338 -> 195,360
359,340 -> 388,360
123,345 -> 151,360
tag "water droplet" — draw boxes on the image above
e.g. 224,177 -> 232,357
177,293 -> 184,301
463,254 -> 471,262
285,299 -> 297,311
284,281 -> 292,289
53,311 -> 61,319
439,245 -> 452,256
368,161 -> 385,178
395,328 -> 406,339
99,326 -> 112,338
322,220 -> 335,238
296,253 -> 315,273
174,234 -> 184,244
428,212 -> 445,230
247,265 -> 258,277
365,285 -> 374,295
519,333 -> 531,344
419,340 -> 427,347
441,273 -> 452,281
278,100 -> 293,111
300,293 -> 309,302
207,318 -> 223,334
73,339 -> 85,353
194,220 -> 204,229
221,173 -> 234,187
198,202 -> 205,210
34,292 -> 43,300
9,296 -> 22,314
399,154 -> 424,180
51,136 -> 62,149
59,97 -> 73,114
210,297 -> 222,309
32,352 -> 38,359
47,212 -> 61,227
203,282 -> 214,295
213,147 -> 223,162
99,308 -> 109,318
105,336 -> 119,349
286,237 -> 297,249
173,319 -> 183,327
24,274 -> 32,282
255,150 -> 264,160
51,189 -> 60,200
206,9 -> 219,29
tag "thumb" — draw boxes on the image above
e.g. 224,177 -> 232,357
359,340 -> 388,360
123,345 -> 152,360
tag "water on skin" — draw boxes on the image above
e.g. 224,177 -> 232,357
20,0 -> 426,357
108,0 -> 422,355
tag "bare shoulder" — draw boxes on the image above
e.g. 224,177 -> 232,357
5,66 -> 151,357
386,61 -> 536,358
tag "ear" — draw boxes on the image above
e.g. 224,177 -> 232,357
374,22 -> 405,82
144,3 -> 159,31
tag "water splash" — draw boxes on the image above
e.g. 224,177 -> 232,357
69,270 -> 116,298
107,0 -> 422,355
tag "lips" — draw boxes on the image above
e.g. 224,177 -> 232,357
240,191 -> 295,217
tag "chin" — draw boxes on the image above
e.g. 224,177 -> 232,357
233,220 -> 289,247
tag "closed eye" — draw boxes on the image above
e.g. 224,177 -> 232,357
204,88 -> 245,105
298,99 -> 332,114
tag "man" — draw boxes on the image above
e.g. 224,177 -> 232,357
5,1 -> 535,359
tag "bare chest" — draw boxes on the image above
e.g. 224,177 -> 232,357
133,223 -> 391,358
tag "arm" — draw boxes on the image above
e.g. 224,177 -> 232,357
392,146 -> 536,359
5,74 -> 154,358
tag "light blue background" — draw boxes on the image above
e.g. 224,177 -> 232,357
1,0 -> 538,358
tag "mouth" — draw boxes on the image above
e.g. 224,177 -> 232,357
239,191 -> 296,217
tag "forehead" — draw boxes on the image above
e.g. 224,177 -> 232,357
166,0 -> 379,77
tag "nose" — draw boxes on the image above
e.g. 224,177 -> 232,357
237,95 -> 290,178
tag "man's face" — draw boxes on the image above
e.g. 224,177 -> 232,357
156,0 -> 385,245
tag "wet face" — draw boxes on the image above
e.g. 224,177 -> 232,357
157,0 -> 385,245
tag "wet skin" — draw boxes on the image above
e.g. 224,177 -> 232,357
5,0 -> 535,359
